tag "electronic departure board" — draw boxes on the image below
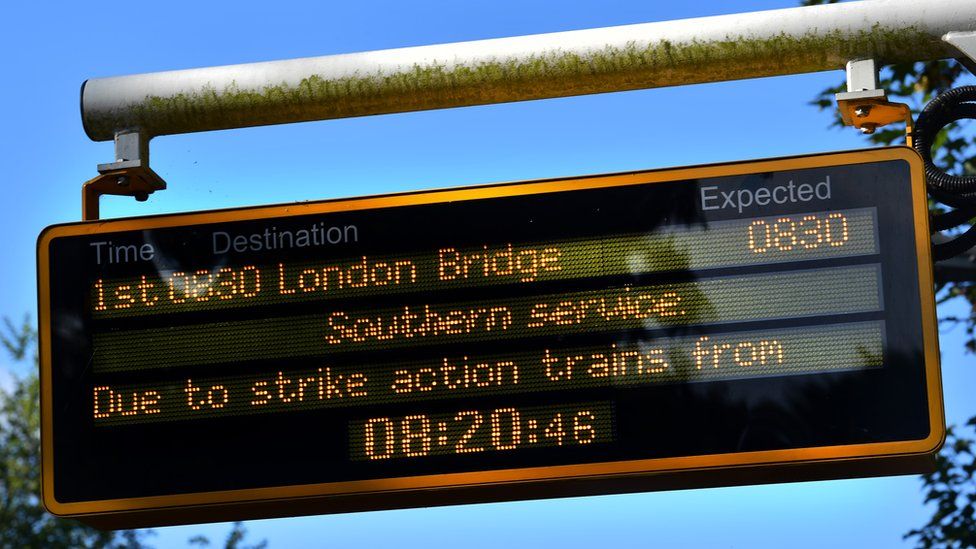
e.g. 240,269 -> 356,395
38,148 -> 943,528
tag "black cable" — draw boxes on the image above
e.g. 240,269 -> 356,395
931,205 -> 976,233
913,86 -> 976,259
914,86 -> 976,201
934,223 -> 976,261
928,184 -> 976,211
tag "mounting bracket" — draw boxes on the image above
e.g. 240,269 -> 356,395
82,131 -> 165,221
835,59 -> 914,145
944,31 -> 976,76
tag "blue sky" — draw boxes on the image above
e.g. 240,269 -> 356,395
2,0 -> 975,546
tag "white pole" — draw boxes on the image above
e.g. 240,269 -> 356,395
81,0 -> 976,141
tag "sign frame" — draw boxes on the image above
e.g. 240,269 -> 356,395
38,147 -> 944,528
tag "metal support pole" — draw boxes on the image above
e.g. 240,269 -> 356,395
81,0 -> 976,143
944,32 -> 976,74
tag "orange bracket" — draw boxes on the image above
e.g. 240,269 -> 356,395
82,166 -> 166,221
834,59 -> 914,147
836,94 -> 915,147
83,131 -> 166,221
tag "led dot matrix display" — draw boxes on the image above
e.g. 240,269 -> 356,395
37,148 -> 943,529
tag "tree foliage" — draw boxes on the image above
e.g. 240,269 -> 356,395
907,423 -> 976,548
0,318 -> 122,548
803,0 -> 976,547
0,319 -> 267,548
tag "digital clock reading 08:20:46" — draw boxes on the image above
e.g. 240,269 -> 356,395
350,403 -> 613,460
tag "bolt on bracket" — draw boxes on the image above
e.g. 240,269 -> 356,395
83,131 -> 166,221
835,59 -> 914,146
